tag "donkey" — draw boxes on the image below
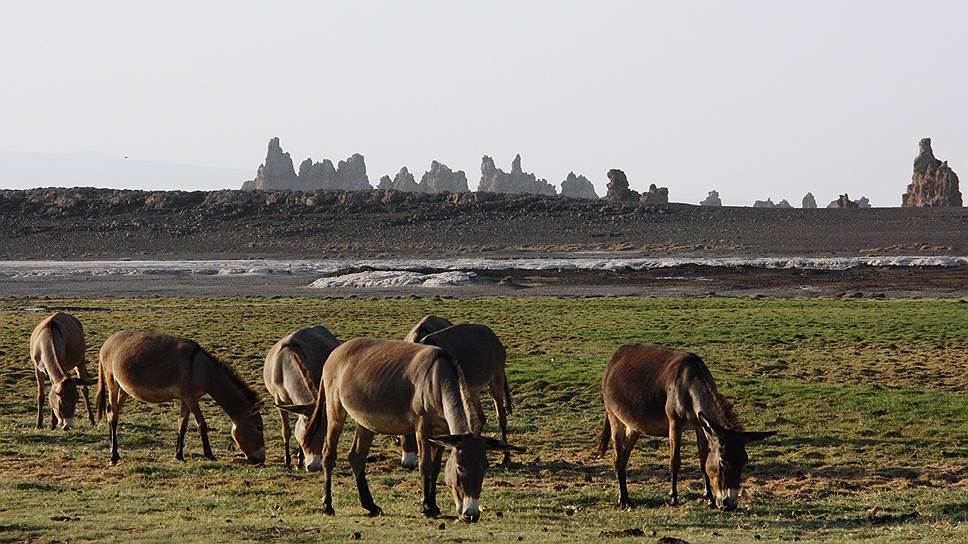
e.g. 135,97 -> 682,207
398,316 -> 514,468
30,312 -> 97,430
599,344 -> 776,511
262,325 -> 340,468
95,330 -> 265,466
281,338 -> 523,521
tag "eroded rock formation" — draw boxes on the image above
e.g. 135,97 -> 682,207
640,184 -> 669,206
605,169 -> 638,202
700,190 -> 722,206
420,161 -> 468,193
242,138 -> 371,191
902,138 -> 962,207
332,154 -> 371,190
241,137 -> 297,191
802,192 -> 817,209
828,194 -> 860,208
604,169 -> 669,205
377,167 -> 419,192
478,154 -> 556,195
560,172 -> 599,199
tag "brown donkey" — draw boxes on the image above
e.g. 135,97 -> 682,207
600,344 -> 776,511
281,338 -> 523,521
262,325 -> 340,468
398,316 -> 514,468
30,312 -> 97,430
95,330 -> 265,465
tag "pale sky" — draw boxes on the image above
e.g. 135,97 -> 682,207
1,1 -> 965,206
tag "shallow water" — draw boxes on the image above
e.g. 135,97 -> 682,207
0,255 -> 965,279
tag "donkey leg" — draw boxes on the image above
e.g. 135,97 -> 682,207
175,401 -> 190,461
491,377 -> 511,465
76,366 -> 96,426
35,369 -> 45,430
277,407 -> 292,469
321,401 -> 347,516
187,399 -> 215,460
348,426 -> 381,516
428,443 -> 444,514
610,415 -> 636,509
108,387 -> 126,466
399,434 -> 418,469
667,422 -> 683,506
415,417 -> 440,517
696,428 -> 715,508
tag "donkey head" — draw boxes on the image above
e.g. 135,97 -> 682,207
697,412 -> 776,511
429,434 -> 525,522
231,402 -> 266,464
276,402 -> 326,472
49,377 -> 96,430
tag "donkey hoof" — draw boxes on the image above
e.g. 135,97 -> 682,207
365,506 -> 383,517
666,497 -> 681,507
204,453 -> 216,461
618,501 -> 633,511
422,505 -> 441,518
322,505 -> 335,516
110,456 -> 121,466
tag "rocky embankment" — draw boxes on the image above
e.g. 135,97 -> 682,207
1,187 -> 967,259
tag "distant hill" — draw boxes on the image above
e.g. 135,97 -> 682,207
0,150 -> 247,191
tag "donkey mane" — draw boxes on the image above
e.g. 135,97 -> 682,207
708,391 -> 744,432
194,345 -> 260,406
438,351 -> 482,434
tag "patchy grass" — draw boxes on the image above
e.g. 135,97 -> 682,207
0,296 -> 966,543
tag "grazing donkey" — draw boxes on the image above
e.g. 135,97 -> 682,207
95,330 -> 265,465
263,325 -> 340,468
30,312 -> 97,430
398,316 -> 514,468
599,344 -> 776,511
281,338 -> 523,521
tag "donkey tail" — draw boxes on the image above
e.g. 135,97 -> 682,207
597,412 -> 611,458
282,342 -> 318,396
94,355 -> 107,425
47,321 -> 69,382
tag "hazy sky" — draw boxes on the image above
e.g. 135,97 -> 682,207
2,1 -> 966,205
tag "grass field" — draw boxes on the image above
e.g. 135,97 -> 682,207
0,296 -> 966,543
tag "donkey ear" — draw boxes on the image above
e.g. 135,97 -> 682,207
741,430 -> 778,444
276,403 -> 313,417
483,437 -> 527,453
76,376 -> 98,386
428,434 -> 464,448
697,412 -> 726,439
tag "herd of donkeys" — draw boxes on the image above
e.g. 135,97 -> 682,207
29,311 -> 776,522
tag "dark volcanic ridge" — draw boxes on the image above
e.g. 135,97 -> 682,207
1,187 -> 967,260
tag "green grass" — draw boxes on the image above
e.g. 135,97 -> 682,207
0,296 -> 966,543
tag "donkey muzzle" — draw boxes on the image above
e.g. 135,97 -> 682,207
459,497 -> 480,522
305,452 -> 322,472
718,488 -> 739,511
